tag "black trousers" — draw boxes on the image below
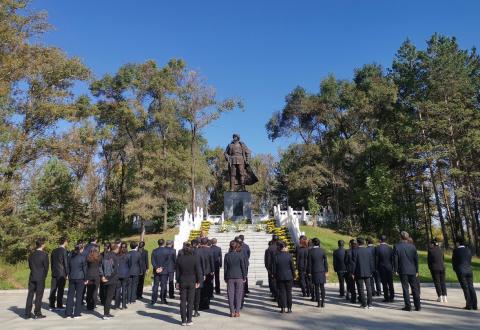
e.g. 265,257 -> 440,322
169,272 -> 175,298
400,274 -> 420,309
49,276 -> 66,308
103,283 -> 116,315
180,282 -> 196,323
194,287 -> 201,312
137,274 -> 146,299
86,277 -> 100,310
129,275 -> 139,302
115,277 -> 129,308
66,279 -> 85,317
356,277 -> 372,307
299,270 -> 309,296
200,275 -> 213,309
457,272 -> 477,309
337,272 -> 346,296
346,273 -> 356,303
214,266 -> 221,294
25,278 -> 45,316
277,279 -> 293,309
370,271 -> 381,295
152,274 -> 169,303
100,281 -> 106,305
431,270 -> 447,297
268,273 -> 278,298
314,283 -> 326,303
379,269 -> 395,301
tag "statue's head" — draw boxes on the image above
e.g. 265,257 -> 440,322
232,133 -> 240,142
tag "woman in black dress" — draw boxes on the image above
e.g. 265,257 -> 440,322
428,237 -> 447,302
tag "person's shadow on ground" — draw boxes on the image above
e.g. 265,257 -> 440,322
137,310 -> 179,325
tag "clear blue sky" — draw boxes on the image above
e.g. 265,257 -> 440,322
33,0 -> 480,156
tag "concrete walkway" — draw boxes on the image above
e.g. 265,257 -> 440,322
1,284 -> 478,330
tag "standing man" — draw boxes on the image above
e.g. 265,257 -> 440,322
308,238 -> 328,308
376,235 -> 395,302
137,241 -> 148,299
333,240 -> 347,297
49,236 -> 69,310
265,235 -> 279,301
166,240 -> 177,299
296,236 -> 310,297
352,238 -> 374,309
198,238 -> 214,309
191,239 -> 205,317
452,237 -> 477,310
128,241 -> 142,303
238,235 -> 250,294
393,231 -> 421,311
211,238 -> 222,295
272,242 -> 295,313
151,239 -> 170,305
25,238 -> 49,319
367,237 -> 381,296
345,239 -> 358,304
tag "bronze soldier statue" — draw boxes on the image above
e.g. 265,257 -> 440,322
224,134 -> 258,191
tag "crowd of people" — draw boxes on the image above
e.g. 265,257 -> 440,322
24,229 -> 477,326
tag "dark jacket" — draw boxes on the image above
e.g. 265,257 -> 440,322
452,246 -> 473,275
393,241 -> 419,275
367,245 -> 377,272
273,251 -> 295,281
176,253 -> 202,284
197,247 -> 214,274
296,246 -> 309,271
139,249 -> 149,274
50,247 -> 69,278
427,245 -> 445,272
211,245 -> 222,269
352,246 -> 373,278
265,243 -> 278,273
241,243 -> 251,266
333,247 -> 346,272
167,247 -> 176,273
117,253 -> 130,279
86,258 -> 101,280
193,248 -> 206,279
151,247 -> 170,275
128,250 -> 142,276
100,251 -> 118,285
224,251 -> 247,280
345,248 -> 356,274
376,243 -> 394,273
28,250 -> 49,281
68,253 -> 87,280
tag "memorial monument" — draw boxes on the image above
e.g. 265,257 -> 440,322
223,134 -> 258,220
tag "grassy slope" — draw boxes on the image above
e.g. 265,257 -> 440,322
300,225 -> 480,283
0,228 -> 178,290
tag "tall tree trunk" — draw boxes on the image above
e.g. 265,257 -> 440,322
190,125 -> 196,217
162,134 -> 168,233
439,175 -> 456,245
427,162 -> 450,249
421,182 -> 432,245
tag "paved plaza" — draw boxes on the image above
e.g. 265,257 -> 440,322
1,283 -> 478,330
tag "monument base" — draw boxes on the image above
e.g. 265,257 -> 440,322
224,191 -> 252,221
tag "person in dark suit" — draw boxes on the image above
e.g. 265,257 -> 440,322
308,238 -> 328,308
83,237 -> 99,257
376,235 -> 395,302
137,241 -> 148,299
85,246 -> 102,310
265,235 -> 279,300
367,237 -> 381,296
428,237 -> 447,303
238,235 -> 250,294
115,242 -> 130,310
333,240 -> 346,297
25,238 -> 49,319
100,243 -> 119,319
191,239 -> 205,317
199,238 -> 215,309
99,242 -> 111,306
393,231 -> 421,311
452,237 -> 477,310
49,236 -> 69,310
151,239 -> 171,305
297,236 -> 310,297
272,241 -> 295,313
65,243 -> 87,318
128,241 -> 142,303
345,239 -> 358,303
176,243 -> 202,326
224,240 -> 247,317
166,240 -> 177,299
352,238 -> 374,309
211,238 -> 222,294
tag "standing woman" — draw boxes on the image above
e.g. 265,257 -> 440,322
100,243 -> 119,319
224,241 -> 247,317
308,238 -> 328,307
273,241 -> 295,313
176,243 -> 201,326
86,247 -> 102,311
99,242 -> 111,305
115,242 -> 130,310
428,237 -> 447,303
296,236 -> 310,297
65,244 -> 87,318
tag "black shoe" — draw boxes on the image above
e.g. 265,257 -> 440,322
150,302 -> 155,306
317,301 -> 321,308
193,312 -> 200,317
162,300 -> 168,305
169,296 -> 174,299
321,301 -> 325,308
310,297 -> 315,302
24,313 -> 35,319
33,314 -> 46,319
279,308 -> 285,313
402,307 -> 412,311
464,306 -> 473,310
287,308 -> 292,313
415,307 -> 421,311
382,299 -> 389,303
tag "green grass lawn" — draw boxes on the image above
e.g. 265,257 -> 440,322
0,228 -> 178,290
300,225 -> 480,283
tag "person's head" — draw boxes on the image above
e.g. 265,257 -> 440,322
211,238 -> 217,245
366,237 -> 373,245
87,246 -> 101,263
207,240 -> 212,247
431,237 -> 438,246
357,238 -> 365,246
130,241 -> 138,250
400,231 -> 410,241
103,242 -> 111,252
200,237 -> 208,246
77,239 -> 85,246
457,236 -> 466,246
338,240 -> 344,248
111,243 -> 119,254
166,240 -> 173,248
191,239 -> 199,248
183,243 -> 193,255
277,241 -> 287,251
380,235 -> 387,243
312,238 -> 320,247
35,237 -> 46,250
114,238 -> 121,245
58,236 -> 68,247
158,239 -> 165,247
200,230 -> 206,238
89,236 -> 97,244
229,240 -> 238,252
233,133 -> 240,142
300,236 -> 309,248
74,243 -> 83,254
272,234 -> 279,242
120,242 -> 128,255
139,241 -> 145,249
239,235 -> 245,241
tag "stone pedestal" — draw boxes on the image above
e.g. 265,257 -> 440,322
224,191 -> 252,221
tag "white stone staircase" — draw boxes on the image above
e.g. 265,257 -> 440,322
209,225 -> 271,285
